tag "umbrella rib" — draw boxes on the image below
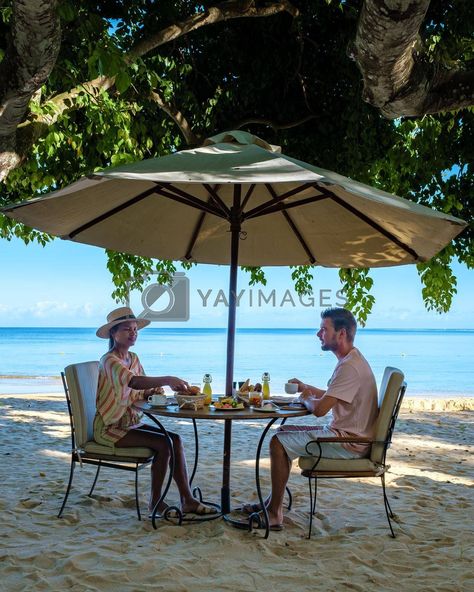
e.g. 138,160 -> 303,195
184,210 -> 207,261
243,183 -> 313,220
66,183 -> 223,239
66,186 -> 161,239
241,184 -> 256,211
265,184 -> 317,264
202,184 -> 230,217
245,193 -> 328,219
317,185 -> 421,261
154,184 -> 225,218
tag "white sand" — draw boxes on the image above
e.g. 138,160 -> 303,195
0,393 -> 472,592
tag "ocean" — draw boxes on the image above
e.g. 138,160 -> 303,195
0,327 -> 473,397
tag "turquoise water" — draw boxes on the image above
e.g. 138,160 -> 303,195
0,327 -> 473,396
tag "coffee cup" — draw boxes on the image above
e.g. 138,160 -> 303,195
148,393 -> 167,406
284,382 -> 298,394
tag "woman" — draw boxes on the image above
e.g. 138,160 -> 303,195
94,306 -> 216,517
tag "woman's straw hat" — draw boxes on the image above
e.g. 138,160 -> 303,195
96,307 -> 150,338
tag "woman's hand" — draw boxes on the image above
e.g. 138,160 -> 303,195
167,376 -> 190,392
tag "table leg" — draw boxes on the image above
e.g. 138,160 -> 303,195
250,417 -> 278,539
221,418 -> 232,514
189,419 -> 199,487
142,412 -> 182,529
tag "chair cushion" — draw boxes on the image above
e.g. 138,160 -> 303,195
65,361 -> 100,446
298,455 -> 380,473
371,368 -> 404,463
84,440 -> 154,459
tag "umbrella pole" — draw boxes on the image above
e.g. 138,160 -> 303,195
225,223 -> 240,396
221,188 -> 241,514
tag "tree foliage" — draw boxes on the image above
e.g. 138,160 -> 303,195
0,0 -> 472,323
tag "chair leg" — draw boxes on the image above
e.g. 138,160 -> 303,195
58,457 -> 75,518
308,478 -> 312,539
88,462 -> 102,497
381,474 -> 396,538
134,464 -> 142,521
312,477 -> 318,515
382,474 -> 394,518
285,486 -> 293,511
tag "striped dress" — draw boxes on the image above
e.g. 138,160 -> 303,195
93,351 -> 152,445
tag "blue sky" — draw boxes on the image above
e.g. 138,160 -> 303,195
0,236 -> 472,328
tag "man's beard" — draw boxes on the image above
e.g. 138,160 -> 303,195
320,340 -> 337,352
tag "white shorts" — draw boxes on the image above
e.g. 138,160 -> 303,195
275,425 -> 360,461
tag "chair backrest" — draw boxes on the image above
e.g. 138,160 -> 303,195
370,367 -> 406,463
64,361 -> 100,448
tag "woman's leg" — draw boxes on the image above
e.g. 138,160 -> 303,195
117,426 -> 172,512
117,425 -> 215,513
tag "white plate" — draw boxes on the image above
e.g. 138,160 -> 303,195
256,405 -> 279,412
147,403 -> 169,408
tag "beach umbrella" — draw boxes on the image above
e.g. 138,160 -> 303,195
2,130 -> 467,397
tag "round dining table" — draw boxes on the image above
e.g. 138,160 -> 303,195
134,399 -> 309,538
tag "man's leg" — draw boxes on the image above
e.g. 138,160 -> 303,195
266,434 -> 292,527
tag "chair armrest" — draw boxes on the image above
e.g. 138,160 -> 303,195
309,436 -> 372,444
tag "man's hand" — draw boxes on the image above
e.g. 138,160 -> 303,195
297,388 -> 313,404
288,377 -> 306,392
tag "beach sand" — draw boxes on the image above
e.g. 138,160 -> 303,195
0,392 -> 472,592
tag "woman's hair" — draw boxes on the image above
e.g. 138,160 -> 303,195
321,307 -> 357,341
108,324 -> 120,351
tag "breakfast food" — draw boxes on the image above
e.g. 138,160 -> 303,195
213,400 -> 244,410
249,392 -> 263,407
238,379 -> 262,394
175,385 -> 201,396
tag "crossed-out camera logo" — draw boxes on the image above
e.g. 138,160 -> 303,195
127,272 -> 190,322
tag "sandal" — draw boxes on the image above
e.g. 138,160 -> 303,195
148,505 -> 181,520
241,502 -> 264,515
186,502 -> 218,516
254,522 -> 284,532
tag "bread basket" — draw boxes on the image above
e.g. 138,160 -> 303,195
175,393 -> 207,410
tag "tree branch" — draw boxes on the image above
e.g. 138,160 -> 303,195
148,90 -> 199,146
0,0 -> 61,181
233,114 -> 318,131
0,0 -> 299,182
351,0 -> 474,118
127,0 -> 299,62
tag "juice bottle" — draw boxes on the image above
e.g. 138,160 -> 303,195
262,372 -> 270,400
202,373 -> 212,405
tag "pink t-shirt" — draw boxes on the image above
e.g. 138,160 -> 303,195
325,348 -> 378,455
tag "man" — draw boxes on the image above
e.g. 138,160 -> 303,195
244,307 -> 378,531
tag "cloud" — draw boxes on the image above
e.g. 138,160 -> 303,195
0,301 -> 98,320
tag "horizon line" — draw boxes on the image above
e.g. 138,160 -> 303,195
1,326 -> 473,331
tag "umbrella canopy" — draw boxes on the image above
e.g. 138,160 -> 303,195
3,130 -> 466,269
3,130 -> 466,515
2,129 -> 467,399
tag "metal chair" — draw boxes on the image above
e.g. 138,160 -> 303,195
298,367 -> 406,538
58,361 -> 155,520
